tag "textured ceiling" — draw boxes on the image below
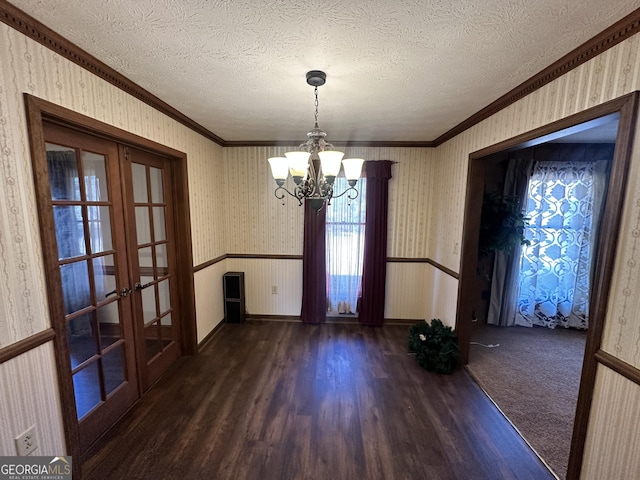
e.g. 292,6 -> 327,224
7,0 -> 640,143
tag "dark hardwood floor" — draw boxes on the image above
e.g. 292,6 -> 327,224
82,320 -> 554,480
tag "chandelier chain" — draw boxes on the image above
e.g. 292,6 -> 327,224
314,86 -> 319,126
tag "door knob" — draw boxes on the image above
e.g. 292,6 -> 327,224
105,287 -> 132,298
135,281 -> 153,291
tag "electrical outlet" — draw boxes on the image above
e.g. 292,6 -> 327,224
15,425 -> 38,456
271,285 -> 278,294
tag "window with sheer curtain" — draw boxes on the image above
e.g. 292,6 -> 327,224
515,161 -> 603,329
326,176 -> 366,315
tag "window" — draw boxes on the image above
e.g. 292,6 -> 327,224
515,161 -> 600,329
326,177 -> 366,315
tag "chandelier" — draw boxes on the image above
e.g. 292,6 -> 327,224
267,70 -> 364,212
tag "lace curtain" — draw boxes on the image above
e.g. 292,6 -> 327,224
326,176 -> 366,315
515,161 -> 600,329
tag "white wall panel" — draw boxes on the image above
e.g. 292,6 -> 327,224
0,343 -> 65,456
194,260 -> 228,343
221,260 -> 453,325
423,265 -> 459,329
384,263 -> 429,321
226,258 -> 303,316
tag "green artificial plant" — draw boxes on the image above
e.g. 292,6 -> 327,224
478,192 -> 530,257
408,319 -> 460,374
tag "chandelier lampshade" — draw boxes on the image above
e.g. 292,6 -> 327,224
267,70 -> 364,212
267,157 -> 289,186
317,150 -> 344,182
342,158 -> 365,184
284,151 -> 311,183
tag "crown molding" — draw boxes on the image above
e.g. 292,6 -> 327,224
223,140 -> 438,148
432,7 -> 640,146
2,0 -> 639,148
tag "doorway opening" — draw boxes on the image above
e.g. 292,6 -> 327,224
465,129 -> 617,477
456,92 -> 638,479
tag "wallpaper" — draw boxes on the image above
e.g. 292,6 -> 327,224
601,119 -> 640,369
223,146 -> 434,258
581,365 -> 640,479
223,146 -> 305,255
1,25 -> 53,345
0,22 -> 225,347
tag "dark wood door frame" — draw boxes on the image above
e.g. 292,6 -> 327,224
455,91 -> 639,479
24,94 -> 197,478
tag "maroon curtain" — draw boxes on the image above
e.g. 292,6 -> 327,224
359,160 -> 393,326
301,199 -> 327,324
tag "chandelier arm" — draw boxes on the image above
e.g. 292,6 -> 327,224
293,185 -> 307,205
330,186 -> 359,201
325,189 -> 335,207
274,186 -> 304,206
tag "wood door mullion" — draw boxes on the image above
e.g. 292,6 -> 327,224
119,145 -> 147,393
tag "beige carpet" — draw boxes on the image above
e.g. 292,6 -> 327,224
466,324 -> 587,480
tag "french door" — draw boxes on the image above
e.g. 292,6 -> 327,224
123,146 -> 180,390
43,123 -> 181,452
